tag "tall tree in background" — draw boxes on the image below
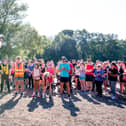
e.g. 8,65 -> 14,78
43,30 -> 78,62
0,0 -> 27,58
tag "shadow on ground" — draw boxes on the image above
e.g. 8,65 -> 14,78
27,96 -> 54,112
61,95 -> 80,117
0,95 -> 22,115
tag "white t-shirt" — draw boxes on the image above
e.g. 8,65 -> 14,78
33,68 -> 40,77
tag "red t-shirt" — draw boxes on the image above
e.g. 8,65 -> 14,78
86,64 -> 94,75
69,63 -> 73,75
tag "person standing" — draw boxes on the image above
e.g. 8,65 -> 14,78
0,61 -> 2,87
85,59 -> 94,93
28,61 -> 34,88
32,63 -> 41,97
0,59 -> 10,93
74,61 -> 80,91
103,62 -> 109,93
46,61 -> 55,97
108,63 -> 118,100
79,62 -> 86,93
94,64 -> 104,97
58,56 -> 71,99
120,62 -> 126,94
68,61 -> 73,94
14,56 -> 24,96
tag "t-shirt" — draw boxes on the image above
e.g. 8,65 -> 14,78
59,63 -> 70,77
108,68 -> 118,81
24,63 -> 28,69
47,67 -> 54,75
86,64 -> 94,75
2,64 -> 9,75
69,63 -> 73,75
28,64 -> 34,71
94,69 -> 104,82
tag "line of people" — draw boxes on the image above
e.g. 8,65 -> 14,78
0,56 -> 126,101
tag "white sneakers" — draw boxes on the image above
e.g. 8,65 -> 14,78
42,93 -> 46,98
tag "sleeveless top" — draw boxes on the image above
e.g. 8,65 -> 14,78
79,66 -> 85,77
75,66 -> 80,76
33,68 -> 40,77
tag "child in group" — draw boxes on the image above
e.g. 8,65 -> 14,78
32,63 -> 41,97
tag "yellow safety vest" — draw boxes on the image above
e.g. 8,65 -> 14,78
2,64 -> 9,75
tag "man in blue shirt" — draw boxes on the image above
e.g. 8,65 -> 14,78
59,56 -> 71,98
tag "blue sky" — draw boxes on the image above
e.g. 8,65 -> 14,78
22,0 -> 126,39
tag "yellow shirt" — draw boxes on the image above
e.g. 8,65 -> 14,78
1,64 -> 9,75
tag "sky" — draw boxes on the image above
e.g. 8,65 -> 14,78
22,0 -> 126,39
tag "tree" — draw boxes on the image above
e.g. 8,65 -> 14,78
0,0 -> 28,59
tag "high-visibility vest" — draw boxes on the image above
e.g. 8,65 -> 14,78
15,62 -> 24,77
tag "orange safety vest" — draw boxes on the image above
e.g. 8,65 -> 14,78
15,62 -> 24,77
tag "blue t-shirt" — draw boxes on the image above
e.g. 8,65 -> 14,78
28,64 -> 34,71
94,69 -> 104,82
59,63 -> 70,77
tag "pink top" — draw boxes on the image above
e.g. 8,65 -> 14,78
46,67 -> 54,75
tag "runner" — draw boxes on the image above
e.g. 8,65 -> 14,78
9,61 -> 15,88
46,61 -> 55,97
32,63 -> 41,97
108,63 -> 118,100
85,59 -> 94,93
24,61 -> 29,88
28,60 -> 34,88
120,62 -> 126,94
94,64 -> 104,97
74,60 -> 80,91
40,60 -> 47,98
103,62 -> 109,93
0,61 -> 2,81
0,59 -> 10,93
123,63 -> 126,93
14,56 -> 24,96
58,56 -> 71,100
79,62 -> 86,93
68,61 -> 73,94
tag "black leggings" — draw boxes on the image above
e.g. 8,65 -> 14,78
95,80 -> 103,96
29,75 -> 33,88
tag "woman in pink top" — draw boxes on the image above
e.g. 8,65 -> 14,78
45,61 -> 55,97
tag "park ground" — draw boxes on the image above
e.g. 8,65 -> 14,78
0,88 -> 126,126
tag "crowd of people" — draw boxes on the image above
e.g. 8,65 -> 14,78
0,56 -> 126,101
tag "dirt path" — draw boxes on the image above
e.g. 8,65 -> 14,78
0,90 -> 126,126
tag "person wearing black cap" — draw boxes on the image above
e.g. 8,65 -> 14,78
58,56 -> 71,100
